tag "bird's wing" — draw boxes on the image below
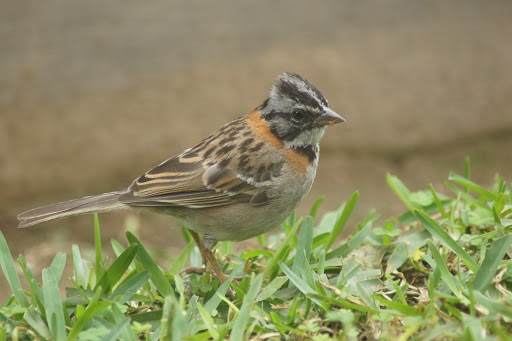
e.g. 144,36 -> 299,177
118,116 -> 282,208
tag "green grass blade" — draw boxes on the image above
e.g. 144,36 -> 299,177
317,249 -> 326,275
301,251 -> 316,290
42,258 -> 66,341
384,274 -> 407,304
126,232 -> 174,297
230,274 -> 263,341
111,239 -> 127,257
426,240 -> 462,299
326,221 -> 372,260
66,286 -> 105,341
17,254 -> 44,312
449,172 -> 497,201
415,210 -> 479,273
473,291 -> 512,320
286,295 -> 302,324
464,156 -> 471,185
94,243 -> 138,293
204,267 -> 244,313
397,202 -> 451,225
71,245 -> 86,288
373,294 -> 417,315
196,302 -> 219,340
0,231 -> 30,307
111,304 -> 137,341
110,271 -> 151,304
387,174 -> 419,211
262,218 -> 302,279
309,196 -> 325,218
292,216 -> 313,275
279,262 -> 322,307
356,281 -> 376,310
429,184 -> 450,219
100,319 -> 130,341
444,182 -> 492,211
325,191 -> 359,250
49,252 -> 66,281
270,311 -> 307,336
473,235 -> 512,292
94,213 -> 105,280
131,311 -> 163,324
386,241 -> 408,273
24,307 -> 51,340
169,240 -> 196,276
171,295 -> 187,340
257,276 -> 288,302
307,293 -> 379,313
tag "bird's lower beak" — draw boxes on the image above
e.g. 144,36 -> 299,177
316,108 -> 345,127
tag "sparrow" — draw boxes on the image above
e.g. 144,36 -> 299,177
17,72 -> 344,284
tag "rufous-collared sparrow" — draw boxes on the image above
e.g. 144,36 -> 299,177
18,72 -> 344,284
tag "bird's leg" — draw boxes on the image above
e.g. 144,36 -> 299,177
188,230 -> 228,284
188,230 -> 211,273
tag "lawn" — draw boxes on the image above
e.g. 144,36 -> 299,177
1,160 -> 511,340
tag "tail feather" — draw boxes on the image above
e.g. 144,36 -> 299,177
17,191 -> 129,228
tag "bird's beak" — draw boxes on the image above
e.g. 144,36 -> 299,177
316,108 -> 345,127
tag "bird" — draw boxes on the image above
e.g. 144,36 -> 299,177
17,72 -> 344,284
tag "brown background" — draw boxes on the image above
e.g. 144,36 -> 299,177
1,1 -> 512,296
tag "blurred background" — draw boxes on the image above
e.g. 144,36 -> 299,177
1,1 -> 511,296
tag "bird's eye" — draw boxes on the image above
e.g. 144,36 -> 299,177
291,111 -> 305,122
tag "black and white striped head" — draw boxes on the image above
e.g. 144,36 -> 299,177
259,72 -> 344,148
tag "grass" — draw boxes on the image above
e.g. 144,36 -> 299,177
1,161 -> 512,340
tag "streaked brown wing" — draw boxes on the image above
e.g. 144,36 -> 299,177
119,190 -> 243,209
118,114 -> 283,209
119,152 -> 254,208
128,152 -> 207,197
118,150 -> 269,208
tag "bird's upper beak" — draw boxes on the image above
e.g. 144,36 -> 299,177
315,108 -> 345,127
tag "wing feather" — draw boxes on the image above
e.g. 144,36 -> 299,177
118,116 -> 281,209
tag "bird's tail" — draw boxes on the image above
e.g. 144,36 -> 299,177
17,191 -> 129,228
